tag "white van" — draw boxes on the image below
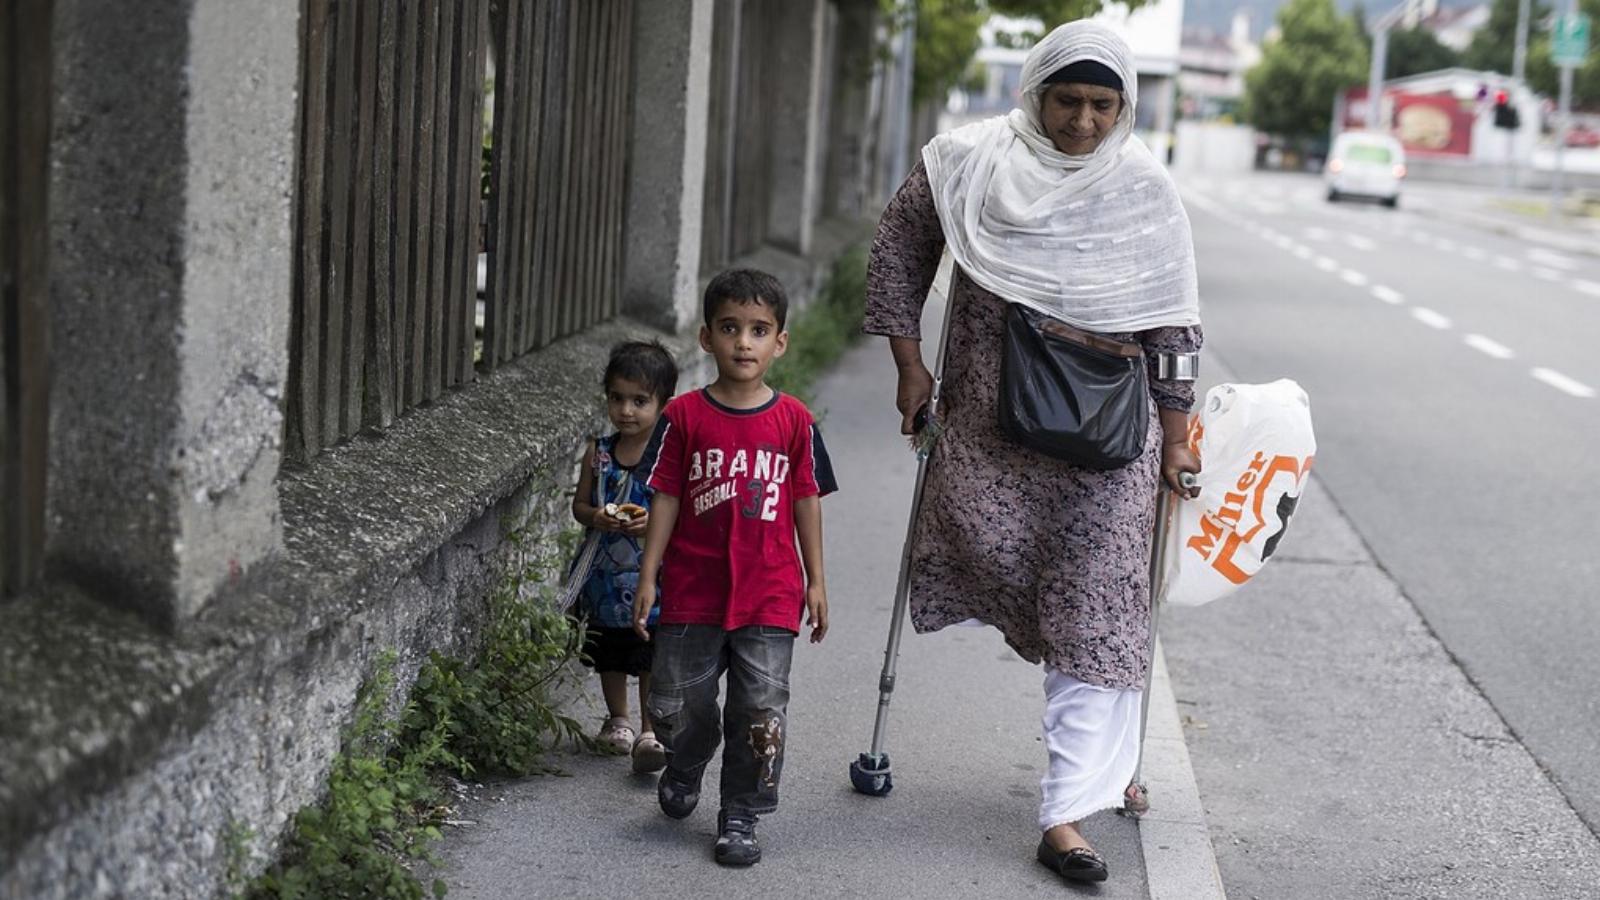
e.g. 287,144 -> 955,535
1325,131 -> 1406,207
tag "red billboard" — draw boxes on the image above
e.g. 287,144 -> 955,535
1343,87 -> 1475,157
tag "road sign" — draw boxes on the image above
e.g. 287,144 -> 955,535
1552,13 -> 1590,67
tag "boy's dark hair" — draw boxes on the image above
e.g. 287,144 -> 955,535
702,268 -> 788,330
603,339 -> 678,404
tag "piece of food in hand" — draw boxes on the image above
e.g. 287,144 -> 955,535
614,502 -> 647,523
603,502 -> 621,519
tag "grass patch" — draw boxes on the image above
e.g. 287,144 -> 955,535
767,243 -> 869,407
1494,196 -> 1600,220
246,527 -> 589,900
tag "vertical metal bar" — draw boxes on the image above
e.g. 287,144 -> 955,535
461,0 -> 489,380
605,0 -> 634,320
484,0 -> 520,370
577,0 -> 603,333
1,0 -> 53,595
295,0 -> 332,457
366,0 -> 397,430
440,0 -> 467,388
321,0 -> 358,441
424,0 -> 457,401
514,0 -> 549,354
723,0 -> 743,266
533,1 -> 570,349
406,0 -> 440,406
392,0 -> 420,407
343,0 -> 379,436
551,0 -> 584,342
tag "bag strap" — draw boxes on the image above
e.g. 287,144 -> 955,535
1027,310 -> 1143,359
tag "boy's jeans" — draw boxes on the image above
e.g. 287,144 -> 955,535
647,623 -> 795,817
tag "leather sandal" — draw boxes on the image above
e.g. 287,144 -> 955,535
1036,838 -> 1109,883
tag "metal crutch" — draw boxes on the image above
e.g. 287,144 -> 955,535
848,276 -> 959,797
1123,467 -> 1197,816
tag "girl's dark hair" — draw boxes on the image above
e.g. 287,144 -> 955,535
603,339 -> 678,403
702,267 -> 788,329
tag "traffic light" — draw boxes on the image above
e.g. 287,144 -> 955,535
1493,90 -> 1520,130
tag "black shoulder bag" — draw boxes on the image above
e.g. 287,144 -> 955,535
998,303 -> 1148,469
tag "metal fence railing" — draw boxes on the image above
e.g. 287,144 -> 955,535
2,0 -> 53,597
701,0 -> 781,274
482,0 -> 634,368
288,0 -> 634,459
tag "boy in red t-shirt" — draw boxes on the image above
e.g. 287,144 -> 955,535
632,268 -> 836,867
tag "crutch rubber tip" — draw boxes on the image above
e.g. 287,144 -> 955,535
850,753 -> 893,796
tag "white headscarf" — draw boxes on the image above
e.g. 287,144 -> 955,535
921,20 -> 1200,333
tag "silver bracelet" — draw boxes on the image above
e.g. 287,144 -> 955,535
1154,351 -> 1200,382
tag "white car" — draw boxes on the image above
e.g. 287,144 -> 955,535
1325,131 -> 1406,208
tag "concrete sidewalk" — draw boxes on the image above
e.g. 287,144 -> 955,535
426,304 -> 1226,898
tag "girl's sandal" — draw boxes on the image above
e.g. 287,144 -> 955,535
597,716 -> 635,754
631,731 -> 667,774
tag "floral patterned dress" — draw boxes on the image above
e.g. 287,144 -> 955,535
864,161 -> 1203,690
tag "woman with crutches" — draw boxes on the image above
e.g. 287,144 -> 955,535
859,20 -> 1203,886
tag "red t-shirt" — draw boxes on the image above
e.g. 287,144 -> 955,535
640,389 -> 837,632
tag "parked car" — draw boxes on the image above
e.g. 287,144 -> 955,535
1325,131 -> 1406,208
1565,124 -> 1600,148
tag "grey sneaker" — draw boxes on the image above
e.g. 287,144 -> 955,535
657,769 -> 700,819
713,811 -> 760,866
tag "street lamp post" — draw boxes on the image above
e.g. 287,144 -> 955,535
1364,3 -> 1409,132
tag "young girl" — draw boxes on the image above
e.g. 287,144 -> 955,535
569,340 -> 677,774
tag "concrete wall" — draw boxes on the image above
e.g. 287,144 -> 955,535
46,0 -> 296,628
621,0 -> 714,333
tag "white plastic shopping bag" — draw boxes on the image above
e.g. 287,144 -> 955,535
1160,379 -> 1316,607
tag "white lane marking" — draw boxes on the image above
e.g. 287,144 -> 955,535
1533,267 -> 1563,281
1340,269 -> 1369,286
1343,234 -> 1377,252
1435,237 -> 1458,251
1371,285 -> 1404,304
1531,368 -> 1597,398
1411,307 -> 1452,329
1315,256 -> 1339,272
1493,255 -> 1523,272
1304,226 -> 1332,241
1573,279 -> 1600,298
1272,235 -> 1296,250
1461,246 -> 1487,261
1529,248 -> 1579,270
1463,334 -> 1515,359
1293,246 -> 1314,260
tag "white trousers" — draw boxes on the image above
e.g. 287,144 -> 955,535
1038,667 -> 1142,831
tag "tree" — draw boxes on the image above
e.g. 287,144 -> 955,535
1525,0 -> 1600,110
1244,0 -> 1370,139
1463,0 -> 1549,75
1385,26 -> 1462,79
1464,0 -> 1599,110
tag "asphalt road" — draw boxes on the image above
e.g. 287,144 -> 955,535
1171,170 -> 1600,879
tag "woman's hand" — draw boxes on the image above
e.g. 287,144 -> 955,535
1161,441 -> 1201,499
622,511 -> 648,538
590,508 -> 620,532
896,361 -> 934,435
